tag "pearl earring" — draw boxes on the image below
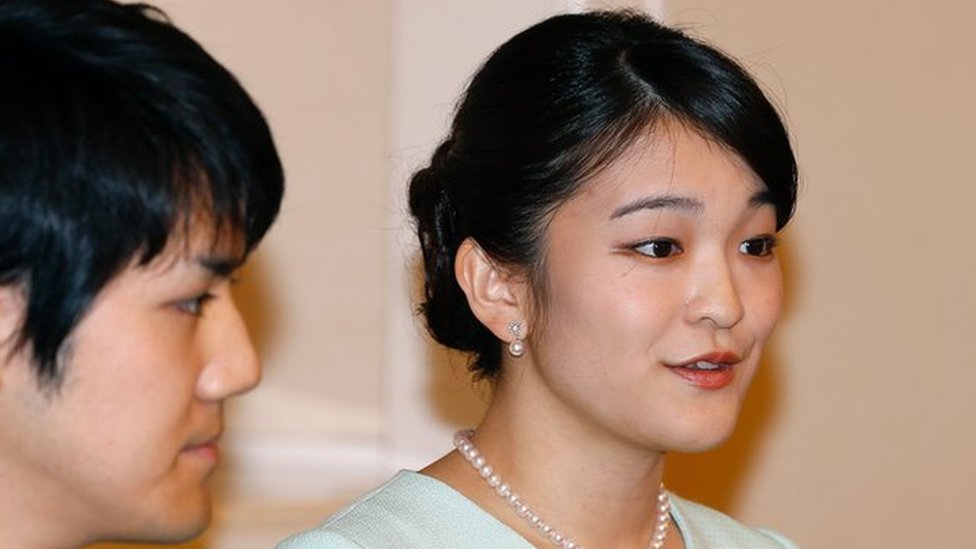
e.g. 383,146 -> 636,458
507,320 -> 525,357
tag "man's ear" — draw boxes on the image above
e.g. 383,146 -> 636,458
0,286 -> 25,373
454,238 -> 530,344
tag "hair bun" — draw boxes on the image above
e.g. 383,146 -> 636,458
408,138 -> 502,374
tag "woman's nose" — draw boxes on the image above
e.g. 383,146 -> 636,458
683,258 -> 745,330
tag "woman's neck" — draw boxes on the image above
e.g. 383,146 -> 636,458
424,371 -> 674,548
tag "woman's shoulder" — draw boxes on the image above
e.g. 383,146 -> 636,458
669,493 -> 799,549
276,470 -> 532,549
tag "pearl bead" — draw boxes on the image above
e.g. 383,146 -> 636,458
509,339 -> 525,357
453,430 -> 670,549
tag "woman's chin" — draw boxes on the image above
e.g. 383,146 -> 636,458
662,416 -> 741,454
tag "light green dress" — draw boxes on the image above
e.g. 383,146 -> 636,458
277,471 -> 798,548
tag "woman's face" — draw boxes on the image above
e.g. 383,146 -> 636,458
521,123 -> 783,453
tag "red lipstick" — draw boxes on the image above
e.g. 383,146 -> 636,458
667,351 -> 741,390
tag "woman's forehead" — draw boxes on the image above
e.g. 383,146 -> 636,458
569,123 -> 763,214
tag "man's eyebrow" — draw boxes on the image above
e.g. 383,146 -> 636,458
609,194 -> 704,220
750,189 -> 774,207
194,255 -> 244,277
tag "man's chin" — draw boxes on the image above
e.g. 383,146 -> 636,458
106,495 -> 212,546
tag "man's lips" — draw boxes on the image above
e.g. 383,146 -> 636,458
182,432 -> 222,463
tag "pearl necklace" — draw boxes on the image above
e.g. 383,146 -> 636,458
453,430 -> 672,549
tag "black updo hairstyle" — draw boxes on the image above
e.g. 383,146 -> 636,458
408,10 -> 797,379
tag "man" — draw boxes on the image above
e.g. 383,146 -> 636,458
0,0 -> 284,546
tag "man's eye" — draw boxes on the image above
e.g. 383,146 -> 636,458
632,239 -> 683,258
739,236 -> 778,257
175,293 -> 215,316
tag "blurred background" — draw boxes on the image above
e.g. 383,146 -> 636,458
95,0 -> 976,547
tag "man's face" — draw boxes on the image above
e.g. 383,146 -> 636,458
0,230 -> 260,546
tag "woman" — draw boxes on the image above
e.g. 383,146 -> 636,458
281,10 -> 797,549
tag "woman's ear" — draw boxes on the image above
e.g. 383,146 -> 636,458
454,238 -> 530,343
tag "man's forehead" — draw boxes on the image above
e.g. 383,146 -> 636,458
142,222 -> 247,276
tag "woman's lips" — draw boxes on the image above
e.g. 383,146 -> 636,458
666,351 -> 741,390
668,362 -> 735,389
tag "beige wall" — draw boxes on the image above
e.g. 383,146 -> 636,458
96,1 -> 975,548
95,1 -> 393,548
662,1 -> 976,547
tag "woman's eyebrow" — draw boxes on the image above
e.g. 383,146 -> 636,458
610,190 -> 774,221
609,194 -> 704,220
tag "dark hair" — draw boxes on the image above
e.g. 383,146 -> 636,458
0,0 -> 284,384
408,11 -> 797,378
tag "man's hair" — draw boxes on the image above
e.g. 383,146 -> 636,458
0,0 -> 285,385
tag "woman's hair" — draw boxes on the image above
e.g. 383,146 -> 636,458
0,0 -> 284,385
408,10 -> 797,378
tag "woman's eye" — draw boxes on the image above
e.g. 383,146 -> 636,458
175,293 -> 215,316
632,239 -> 683,258
739,236 -> 778,257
